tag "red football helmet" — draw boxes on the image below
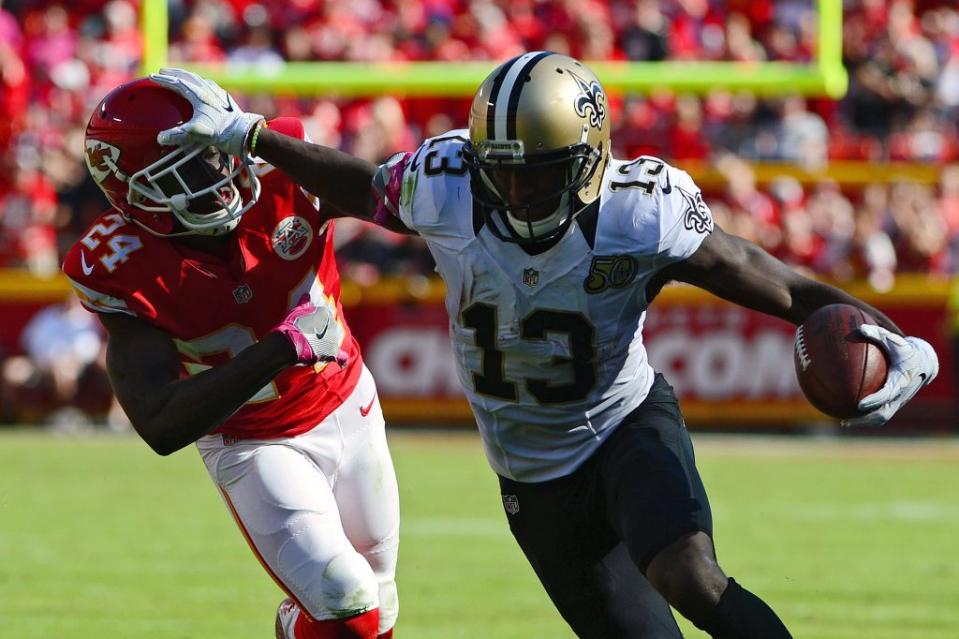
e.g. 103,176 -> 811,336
84,77 -> 260,236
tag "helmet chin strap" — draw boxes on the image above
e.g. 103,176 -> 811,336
506,192 -> 570,239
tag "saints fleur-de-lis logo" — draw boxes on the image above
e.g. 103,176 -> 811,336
569,70 -> 606,130
678,186 -> 714,235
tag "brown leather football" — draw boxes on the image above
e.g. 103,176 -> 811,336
794,304 -> 889,418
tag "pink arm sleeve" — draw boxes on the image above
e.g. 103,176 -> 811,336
373,152 -> 412,226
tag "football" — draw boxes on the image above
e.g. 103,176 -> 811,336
794,304 -> 889,418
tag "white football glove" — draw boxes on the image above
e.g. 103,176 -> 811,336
841,325 -> 939,428
150,67 -> 264,157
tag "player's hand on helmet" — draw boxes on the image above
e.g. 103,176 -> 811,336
840,325 -> 938,428
150,67 -> 264,158
272,294 -> 348,367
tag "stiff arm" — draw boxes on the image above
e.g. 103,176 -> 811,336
253,129 -> 416,235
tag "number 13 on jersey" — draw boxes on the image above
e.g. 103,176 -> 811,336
462,302 -> 596,404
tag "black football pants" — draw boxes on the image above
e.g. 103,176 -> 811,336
498,374 -> 712,638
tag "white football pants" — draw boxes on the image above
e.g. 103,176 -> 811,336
196,365 -> 400,634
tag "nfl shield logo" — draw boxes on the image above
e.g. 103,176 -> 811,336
522,268 -> 539,287
503,494 -> 520,515
233,284 -> 253,304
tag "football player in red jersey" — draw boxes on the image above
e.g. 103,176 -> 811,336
62,78 -> 400,639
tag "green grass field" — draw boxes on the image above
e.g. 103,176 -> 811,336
1,429 -> 957,638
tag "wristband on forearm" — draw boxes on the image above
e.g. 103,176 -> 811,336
249,120 -> 267,155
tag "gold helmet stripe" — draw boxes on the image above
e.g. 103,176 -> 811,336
490,51 -> 553,140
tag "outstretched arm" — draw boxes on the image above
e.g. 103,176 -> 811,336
254,127 -> 378,220
253,129 -> 416,234
658,225 -> 901,332
656,225 -> 938,427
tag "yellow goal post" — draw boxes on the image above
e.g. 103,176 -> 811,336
140,0 -> 847,98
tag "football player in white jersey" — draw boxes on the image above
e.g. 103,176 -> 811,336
153,54 -> 939,639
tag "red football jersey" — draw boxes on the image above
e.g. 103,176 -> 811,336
63,118 -> 363,440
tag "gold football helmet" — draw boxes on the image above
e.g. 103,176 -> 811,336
464,51 -> 611,245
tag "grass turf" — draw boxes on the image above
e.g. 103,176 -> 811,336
1,430 -> 957,638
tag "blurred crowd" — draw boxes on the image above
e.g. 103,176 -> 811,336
1,0 -> 959,423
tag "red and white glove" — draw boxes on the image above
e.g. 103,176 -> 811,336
272,294 -> 348,366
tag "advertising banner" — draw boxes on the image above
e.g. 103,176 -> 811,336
1,271 -> 953,428
347,277 -> 955,428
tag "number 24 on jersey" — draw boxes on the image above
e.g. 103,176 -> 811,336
80,213 -> 143,273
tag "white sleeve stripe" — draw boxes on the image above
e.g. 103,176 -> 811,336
78,299 -> 135,315
299,186 -> 320,210
66,276 -> 134,315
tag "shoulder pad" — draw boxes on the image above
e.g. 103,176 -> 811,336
62,212 -> 148,316
599,157 -> 713,260
264,117 -> 305,141
393,131 -> 474,246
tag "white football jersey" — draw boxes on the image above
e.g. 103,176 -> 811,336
381,130 -> 714,481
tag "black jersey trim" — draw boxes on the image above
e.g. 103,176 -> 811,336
472,198 -> 486,236
576,199 -> 600,249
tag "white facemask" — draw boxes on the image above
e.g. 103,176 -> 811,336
128,144 -> 260,237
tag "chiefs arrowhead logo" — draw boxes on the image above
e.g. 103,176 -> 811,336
84,140 -> 122,184
271,216 -> 313,261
